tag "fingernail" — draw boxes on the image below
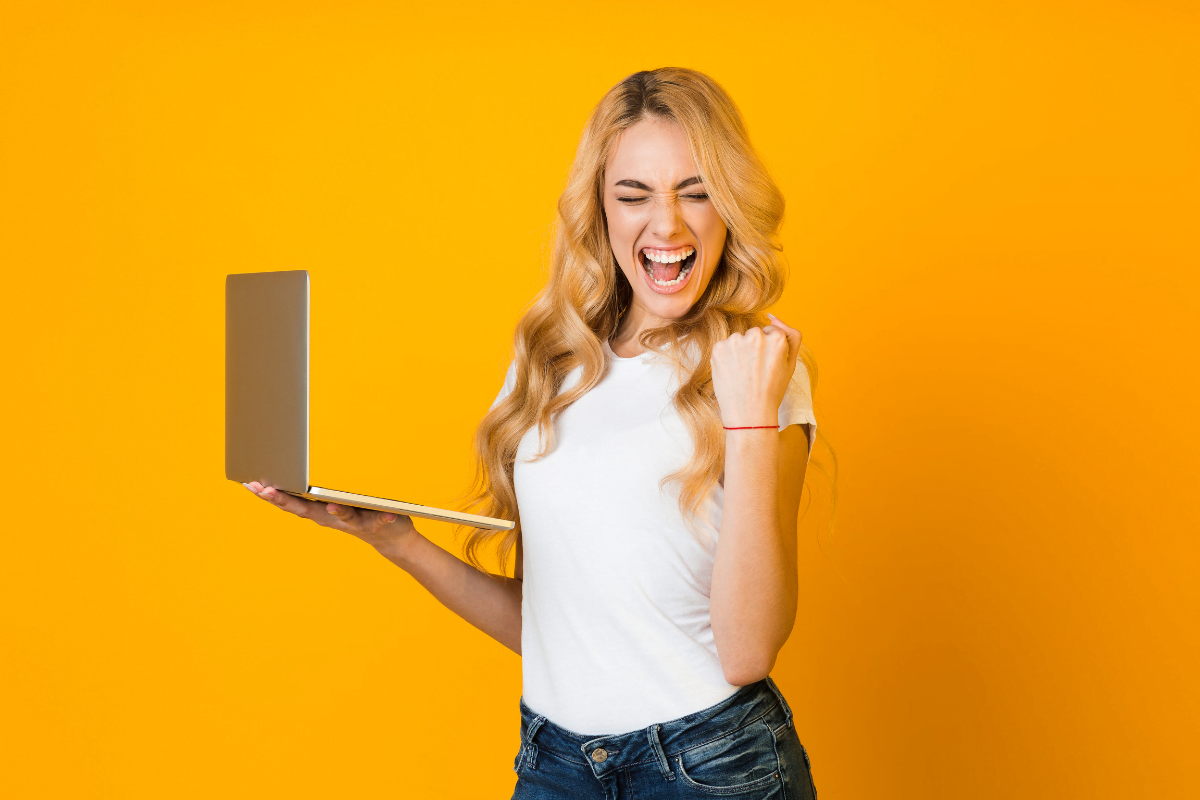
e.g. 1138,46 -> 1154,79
383,514 -> 395,523
767,312 -> 778,320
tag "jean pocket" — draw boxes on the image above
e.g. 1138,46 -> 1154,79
675,719 -> 783,795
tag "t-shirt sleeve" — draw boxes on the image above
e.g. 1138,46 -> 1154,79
490,360 -> 518,411
777,359 -> 817,460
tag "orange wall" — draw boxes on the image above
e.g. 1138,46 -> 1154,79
1,1 -> 1196,797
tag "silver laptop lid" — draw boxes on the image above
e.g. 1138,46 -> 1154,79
225,270 -> 309,493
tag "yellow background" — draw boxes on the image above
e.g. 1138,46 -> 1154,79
2,1 -> 1197,797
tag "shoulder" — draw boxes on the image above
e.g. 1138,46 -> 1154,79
490,360 -> 519,410
777,357 -> 817,453
784,357 -> 813,408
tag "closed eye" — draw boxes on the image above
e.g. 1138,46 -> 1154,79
616,193 -> 708,204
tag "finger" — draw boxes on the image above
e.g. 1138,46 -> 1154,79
765,312 -> 800,338
760,324 -> 790,359
325,503 -> 388,523
249,483 -> 281,501
327,504 -> 400,532
370,512 -> 401,531
766,313 -> 803,369
258,486 -> 320,518
325,503 -> 359,526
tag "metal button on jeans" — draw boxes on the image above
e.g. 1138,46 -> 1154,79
591,748 -> 608,763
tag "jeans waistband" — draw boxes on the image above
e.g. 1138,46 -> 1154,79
517,678 -> 794,779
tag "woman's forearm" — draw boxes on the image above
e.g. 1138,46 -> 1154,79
710,430 -> 799,685
378,532 -> 523,655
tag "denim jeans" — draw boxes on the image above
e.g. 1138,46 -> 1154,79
511,677 -> 817,799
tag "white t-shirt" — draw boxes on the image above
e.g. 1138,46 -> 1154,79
491,338 -> 816,734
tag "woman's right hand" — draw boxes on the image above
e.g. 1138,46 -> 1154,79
242,481 -> 417,558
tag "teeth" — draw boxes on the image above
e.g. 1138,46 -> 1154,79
643,246 -> 695,264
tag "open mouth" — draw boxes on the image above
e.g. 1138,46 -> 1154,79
640,246 -> 697,288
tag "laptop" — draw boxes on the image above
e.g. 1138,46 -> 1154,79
225,269 -> 514,531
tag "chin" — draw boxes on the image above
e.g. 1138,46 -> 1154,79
642,292 -> 699,321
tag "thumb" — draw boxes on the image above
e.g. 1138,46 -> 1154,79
766,313 -> 803,369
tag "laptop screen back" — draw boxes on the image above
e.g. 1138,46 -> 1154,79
225,270 -> 309,493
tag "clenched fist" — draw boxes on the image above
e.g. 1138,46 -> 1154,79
710,314 -> 802,428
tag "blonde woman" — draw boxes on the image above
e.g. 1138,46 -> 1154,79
246,68 -> 820,798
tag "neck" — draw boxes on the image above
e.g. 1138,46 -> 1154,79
610,299 -> 666,358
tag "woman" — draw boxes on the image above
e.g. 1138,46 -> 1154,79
246,67 -> 820,798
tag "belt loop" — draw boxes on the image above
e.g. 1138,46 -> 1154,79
647,724 -> 675,782
523,715 -> 547,770
765,677 -> 794,728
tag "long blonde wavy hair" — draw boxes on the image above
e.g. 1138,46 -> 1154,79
461,67 -> 825,571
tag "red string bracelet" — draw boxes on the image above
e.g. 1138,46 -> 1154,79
723,425 -> 780,430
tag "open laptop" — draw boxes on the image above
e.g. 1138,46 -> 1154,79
225,269 -> 514,531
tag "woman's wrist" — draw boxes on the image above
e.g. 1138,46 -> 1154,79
724,425 -> 778,438
371,525 -> 422,566
720,411 -> 779,429
719,400 -> 780,430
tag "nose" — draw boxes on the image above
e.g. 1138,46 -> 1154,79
649,192 -> 685,240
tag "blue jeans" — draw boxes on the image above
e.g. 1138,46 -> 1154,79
512,677 -> 817,799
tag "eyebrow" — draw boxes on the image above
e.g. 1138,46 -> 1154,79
614,176 -> 704,191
